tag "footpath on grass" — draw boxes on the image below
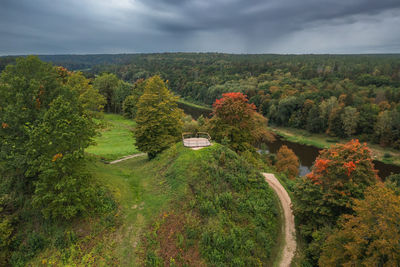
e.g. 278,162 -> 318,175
109,153 -> 146,164
262,173 -> 296,267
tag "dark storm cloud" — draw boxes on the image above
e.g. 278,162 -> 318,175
1,0 -> 400,54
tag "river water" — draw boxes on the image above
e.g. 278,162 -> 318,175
179,102 -> 399,179
177,102 -> 212,119
263,136 -> 400,179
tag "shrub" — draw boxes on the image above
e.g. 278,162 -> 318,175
141,145 -> 279,266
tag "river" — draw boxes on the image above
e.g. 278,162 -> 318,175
179,101 -> 399,179
177,101 -> 212,119
263,136 -> 400,179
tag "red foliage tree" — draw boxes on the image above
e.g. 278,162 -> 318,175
208,92 -> 273,152
293,140 -> 379,262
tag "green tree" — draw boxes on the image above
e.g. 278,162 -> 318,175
134,76 -> 184,159
320,96 -> 339,131
112,80 -> 133,113
356,103 -> 379,136
327,106 -> 344,137
306,105 -> 325,133
63,69 -> 106,113
93,73 -> 119,112
374,110 -> 393,146
122,79 -> 146,118
341,106 -> 359,137
0,56 -> 98,219
320,183 -> 400,266
122,95 -> 137,119
27,96 -> 96,219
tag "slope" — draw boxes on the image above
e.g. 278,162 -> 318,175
140,144 -> 281,266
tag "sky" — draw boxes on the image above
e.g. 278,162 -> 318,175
1,0 -> 400,55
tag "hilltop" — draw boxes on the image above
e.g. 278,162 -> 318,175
22,115 -> 281,266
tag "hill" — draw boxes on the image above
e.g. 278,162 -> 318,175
139,143 -> 280,266
23,115 -> 280,266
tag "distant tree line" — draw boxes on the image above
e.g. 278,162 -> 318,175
8,53 -> 397,148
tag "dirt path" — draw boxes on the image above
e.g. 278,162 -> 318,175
109,153 -> 146,164
262,173 -> 296,267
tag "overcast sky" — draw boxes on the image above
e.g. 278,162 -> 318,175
1,0 -> 400,55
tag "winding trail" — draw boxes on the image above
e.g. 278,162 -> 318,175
109,153 -> 146,164
262,173 -> 296,267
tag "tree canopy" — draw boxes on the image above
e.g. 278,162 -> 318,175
293,139 -> 379,263
134,76 -> 184,159
0,56 -> 98,220
276,145 -> 299,179
320,183 -> 400,266
208,92 -> 273,152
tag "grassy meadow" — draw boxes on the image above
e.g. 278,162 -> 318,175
86,113 -> 140,161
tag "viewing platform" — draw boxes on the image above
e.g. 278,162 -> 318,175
182,132 -> 212,148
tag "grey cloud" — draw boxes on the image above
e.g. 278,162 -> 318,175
0,0 -> 400,54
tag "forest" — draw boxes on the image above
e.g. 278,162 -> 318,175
3,53 -> 397,148
1,54 -> 400,266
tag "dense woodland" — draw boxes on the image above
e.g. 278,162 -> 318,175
1,55 -> 400,266
3,53 -> 397,148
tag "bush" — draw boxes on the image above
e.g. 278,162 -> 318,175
141,145 -> 279,266
384,152 -> 392,158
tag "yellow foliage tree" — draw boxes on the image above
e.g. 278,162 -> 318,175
320,183 -> 400,266
276,145 -> 299,179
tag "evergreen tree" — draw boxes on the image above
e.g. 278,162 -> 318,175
134,76 -> 184,159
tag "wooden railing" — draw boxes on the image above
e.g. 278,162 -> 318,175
182,132 -> 212,148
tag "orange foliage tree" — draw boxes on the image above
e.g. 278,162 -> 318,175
307,139 -> 378,190
208,92 -> 273,152
320,183 -> 400,266
276,145 -> 299,179
293,139 -> 379,263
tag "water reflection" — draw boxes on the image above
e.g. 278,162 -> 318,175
261,136 -> 400,179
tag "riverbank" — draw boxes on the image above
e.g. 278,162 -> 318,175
177,99 -> 212,119
178,99 -> 212,109
269,126 -> 400,167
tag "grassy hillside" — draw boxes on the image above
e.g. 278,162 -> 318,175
140,144 -> 281,266
25,114 -> 280,266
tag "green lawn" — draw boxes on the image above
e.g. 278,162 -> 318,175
86,113 -> 140,161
